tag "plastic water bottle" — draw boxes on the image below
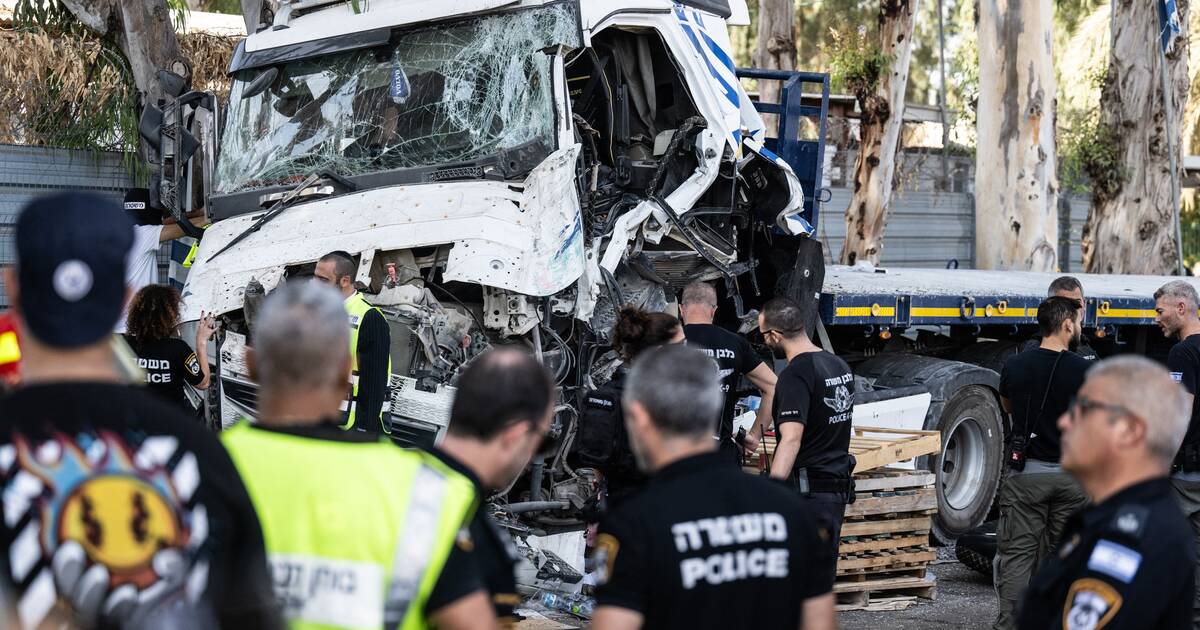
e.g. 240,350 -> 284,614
538,592 -> 595,618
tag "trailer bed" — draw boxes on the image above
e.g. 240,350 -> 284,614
819,265 -> 1200,327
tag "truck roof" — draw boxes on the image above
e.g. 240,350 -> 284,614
821,264 -> 1200,328
246,0 -> 749,53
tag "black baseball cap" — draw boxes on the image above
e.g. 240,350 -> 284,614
15,192 -> 133,348
123,187 -> 160,226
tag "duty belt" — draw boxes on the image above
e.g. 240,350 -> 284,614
792,468 -> 855,498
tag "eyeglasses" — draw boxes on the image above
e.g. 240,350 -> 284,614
1068,395 -> 1139,423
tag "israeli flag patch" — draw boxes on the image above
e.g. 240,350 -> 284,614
1087,540 -> 1142,583
1171,372 -> 1184,383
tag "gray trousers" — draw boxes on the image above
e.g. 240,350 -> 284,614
993,471 -> 1089,630
1170,477 -> 1200,630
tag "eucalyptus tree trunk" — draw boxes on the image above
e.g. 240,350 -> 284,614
839,0 -> 921,266
753,0 -> 795,119
974,0 -> 1058,271
60,0 -> 181,108
1082,0 -> 1189,274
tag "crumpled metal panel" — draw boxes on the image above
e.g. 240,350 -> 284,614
182,145 -> 585,320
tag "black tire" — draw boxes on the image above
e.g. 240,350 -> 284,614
925,385 -> 1005,544
955,544 -> 995,580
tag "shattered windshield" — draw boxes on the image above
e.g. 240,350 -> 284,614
215,3 -> 580,193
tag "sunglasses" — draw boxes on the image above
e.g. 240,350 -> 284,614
1068,395 -> 1139,423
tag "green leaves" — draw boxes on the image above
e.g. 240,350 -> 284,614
1058,107 -> 1123,201
826,27 -> 887,96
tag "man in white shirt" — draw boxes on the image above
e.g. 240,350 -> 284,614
116,188 -> 207,332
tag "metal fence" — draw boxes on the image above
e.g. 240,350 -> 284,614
815,188 -> 1091,272
0,144 -> 169,309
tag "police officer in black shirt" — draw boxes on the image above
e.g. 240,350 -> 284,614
994,296 -> 1091,630
758,296 -> 854,582
1155,279 -> 1200,628
427,348 -> 558,625
1018,356 -> 1195,629
1017,276 -> 1099,360
592,345 -> 836,630
680,281 -> 777,466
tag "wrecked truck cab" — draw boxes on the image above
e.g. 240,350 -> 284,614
184,0 -> 807,518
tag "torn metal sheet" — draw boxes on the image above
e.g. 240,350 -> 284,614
185,146 -> 584,319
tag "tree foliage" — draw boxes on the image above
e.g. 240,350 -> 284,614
2,0 -> 235,161
2,1 -> 142,153
826,27 -> 887,96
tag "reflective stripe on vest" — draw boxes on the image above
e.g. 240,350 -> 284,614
220,423 -> 476,630
385,465 -> 449,625
341,292 -> 393,432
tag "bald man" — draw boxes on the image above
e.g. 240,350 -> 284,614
679,281 -> 776,466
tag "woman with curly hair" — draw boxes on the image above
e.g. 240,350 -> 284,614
575,306 -> 685,507
123,285 -> 216,415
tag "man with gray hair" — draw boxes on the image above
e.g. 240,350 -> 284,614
679,280 -> 777,466
1018,356 -> 1195,629
591,345 -> 835,630
221,281 -> 496,630
1155,278 -> 1200,627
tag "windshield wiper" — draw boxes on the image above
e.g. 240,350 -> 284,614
206,172 -> 324,263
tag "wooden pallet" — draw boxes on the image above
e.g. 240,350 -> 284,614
836,467 -> 939,589
838,547 -> 936,574
744,427 -> 940,474
834,574 -> 937,611
850,427 -> 942,473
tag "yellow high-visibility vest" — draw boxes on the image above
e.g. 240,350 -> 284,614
222,422 -> 477,630
340,292 -> 392,432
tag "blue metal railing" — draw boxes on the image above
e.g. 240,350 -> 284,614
735,69 -> 831,231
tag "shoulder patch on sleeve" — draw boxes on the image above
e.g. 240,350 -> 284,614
1063,578 -> 1122,630
1086,540 -> 1142,583
594,532 -> 620,586
184,352 -> 201,376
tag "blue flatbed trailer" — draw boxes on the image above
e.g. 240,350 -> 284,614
739,67 -> 1193,541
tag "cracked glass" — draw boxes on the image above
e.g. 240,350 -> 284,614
215,3 -> 580,193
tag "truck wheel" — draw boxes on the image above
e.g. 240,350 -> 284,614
927,385 -> 1004,544
954,544 -> 995,580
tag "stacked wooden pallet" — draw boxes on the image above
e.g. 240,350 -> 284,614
744,426 -> 942,612
836,468 -> 938,611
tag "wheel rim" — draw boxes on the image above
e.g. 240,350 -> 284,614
941,414 -> 987,511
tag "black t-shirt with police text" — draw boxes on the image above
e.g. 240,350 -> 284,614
595,452 -> 833,629
0,383 -> 280,629
684,324 -> 765,440
125,335 -> 204,413
999,348 -> 1091,463
1168,334 -> 1200,448
772,351 -> 855,480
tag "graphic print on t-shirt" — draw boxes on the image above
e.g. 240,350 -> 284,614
1,429 -> 210,628
822,373 -> 854,418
